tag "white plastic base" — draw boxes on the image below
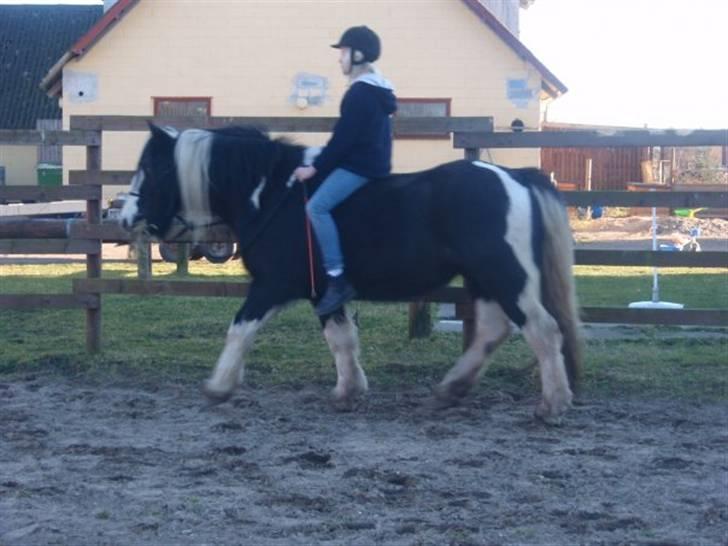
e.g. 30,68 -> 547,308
628,301 -> 684,309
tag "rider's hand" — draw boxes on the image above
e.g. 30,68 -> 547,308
294,165 -> 317,182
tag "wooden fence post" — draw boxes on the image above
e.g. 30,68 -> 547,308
464,147 -> 481,162
584,157 -> 593,218
85,138 -> 102,353
136,238 -> 152,279
408,301 -> 431,339
455,295 -> 476,352
175,243 -> 189,276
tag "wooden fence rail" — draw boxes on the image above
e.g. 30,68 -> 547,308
0,129 -> 101,146
0,185 -> 101,202
64,167 -> 728,210
1,117 -> 727,354
4,218 -> 726,267
70,115 -> 494,135
454,128 -> 728,149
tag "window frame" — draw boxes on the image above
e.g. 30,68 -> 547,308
394,97 -> 452,140
152,97 -> 212,118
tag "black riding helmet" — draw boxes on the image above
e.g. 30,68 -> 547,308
331,26 -> 381,65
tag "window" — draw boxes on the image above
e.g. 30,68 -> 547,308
394,98 -> 451,139
153,97 -> 212,118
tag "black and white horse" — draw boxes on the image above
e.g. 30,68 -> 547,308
121,124 -> 582,421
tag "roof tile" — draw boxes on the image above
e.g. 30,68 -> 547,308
0,5 -> 102,129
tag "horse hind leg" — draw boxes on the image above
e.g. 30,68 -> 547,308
517,294 -> 573,423
322,308 -> 368,411
434,300 -> 511,407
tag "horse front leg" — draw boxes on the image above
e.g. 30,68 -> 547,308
322,308 -> 368,411
203,287 -> 279,404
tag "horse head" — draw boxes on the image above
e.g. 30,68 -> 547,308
120,123 -> 182,238
120,123 -> 304,241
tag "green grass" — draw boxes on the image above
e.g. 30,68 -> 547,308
1,263 -> 726,401
575,265 -> 728,308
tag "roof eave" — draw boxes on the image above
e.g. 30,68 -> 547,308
39,0 -> 139,98
40,51 -> 75,97
70,0 -> 139,55
541,79 -> 564,100
459,0 -> 567,98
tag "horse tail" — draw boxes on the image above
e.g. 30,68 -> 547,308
531,183 -> 583,390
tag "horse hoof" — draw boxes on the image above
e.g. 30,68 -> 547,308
432,384 -> 463,410
332,397 -> 356,412
202,383 -> 234,406
535,410 -> 563,427
534,400 -> 569,425
330,388 -> 364,412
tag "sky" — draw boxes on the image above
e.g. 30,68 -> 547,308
520,0 -> 728,129
3,0 -> 726,130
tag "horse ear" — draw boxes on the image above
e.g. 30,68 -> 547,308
148,122 -> 178,141
148,122 -> 167,140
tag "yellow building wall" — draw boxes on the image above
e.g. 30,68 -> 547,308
63,0 -> 545,198
0,145 -> 37,186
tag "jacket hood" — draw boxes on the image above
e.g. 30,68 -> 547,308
352,70 -> 394,91
352,71 -> 397,115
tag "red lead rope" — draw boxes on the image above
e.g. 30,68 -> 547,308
301,182 -> 318,299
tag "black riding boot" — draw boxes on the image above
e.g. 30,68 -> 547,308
315,274 -> 357,316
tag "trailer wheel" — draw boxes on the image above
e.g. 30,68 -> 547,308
202,242 -> 235,263
159,242 -> 204,262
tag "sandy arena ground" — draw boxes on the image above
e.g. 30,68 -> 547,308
1,373 -> 727,545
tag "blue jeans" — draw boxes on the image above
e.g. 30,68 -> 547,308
306,168 -> 368,273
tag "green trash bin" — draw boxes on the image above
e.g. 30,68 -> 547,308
37,164 -> 62,187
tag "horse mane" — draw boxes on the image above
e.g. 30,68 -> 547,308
209,125 -> 270,141
204,125 -> 299,152
189,125 -> 304,222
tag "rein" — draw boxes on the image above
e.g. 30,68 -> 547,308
236,182 -> 295,254
300,181 -> 318,299
130,145 -> 319,299
236,174 -> 317,299
236,176 -> 318,299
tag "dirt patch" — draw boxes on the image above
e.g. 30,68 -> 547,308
1,373 -> 726,545
573,215 -> 728,244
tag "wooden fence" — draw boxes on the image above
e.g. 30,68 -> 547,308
0,117 -> 726,352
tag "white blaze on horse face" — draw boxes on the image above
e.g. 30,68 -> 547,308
119,170 -> 144,230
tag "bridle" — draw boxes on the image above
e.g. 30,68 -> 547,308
127,180 -> 226,243
129,152 -> 318,299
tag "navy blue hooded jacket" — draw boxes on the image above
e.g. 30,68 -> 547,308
313,72 -> 397,179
